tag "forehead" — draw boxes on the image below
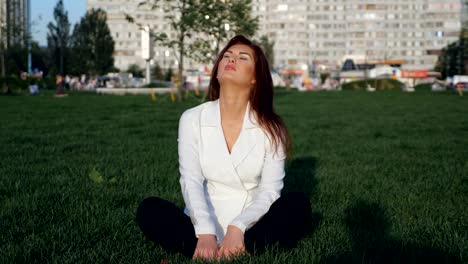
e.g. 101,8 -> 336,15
225,44 -> 254,55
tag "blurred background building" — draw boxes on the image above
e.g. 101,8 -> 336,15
88,0 -> 464,72
87,0 -> 196,72
252,0 -> 463,71
0,0 -> 28,48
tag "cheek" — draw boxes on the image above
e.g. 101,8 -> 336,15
242,64 -> 255,79
218,59 -> 228,72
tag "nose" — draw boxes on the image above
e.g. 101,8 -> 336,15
229,57 -> 235,63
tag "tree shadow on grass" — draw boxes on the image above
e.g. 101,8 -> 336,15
284,156 -> 322,237
326,200 -> 461,264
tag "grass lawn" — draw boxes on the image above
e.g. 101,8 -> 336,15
1,89 -> 467,263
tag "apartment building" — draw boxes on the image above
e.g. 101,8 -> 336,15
87,0 -> 201,72
252,0 -> 463,70
0,0 -> 28,48
89,0 -> 464,72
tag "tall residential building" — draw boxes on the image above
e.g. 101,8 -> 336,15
87,0 -> 201,72
89,0 -> 463,72
252,0 -> 463,70
0,0 -> 28,48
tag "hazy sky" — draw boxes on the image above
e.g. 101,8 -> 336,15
31,0 -> 86,46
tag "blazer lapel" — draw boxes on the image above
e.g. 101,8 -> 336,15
200,100 -> 247,189
230,104 -> 259,169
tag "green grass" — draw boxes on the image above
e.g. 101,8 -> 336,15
1,89 -> 467,263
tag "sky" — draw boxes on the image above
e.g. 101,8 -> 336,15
31,0 -> 86,46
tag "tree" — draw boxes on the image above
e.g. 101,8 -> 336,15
191,0 -> 259,63
128,0 -> 203,101
126,0 -> 258,101
435,22 -> 468,78
70,9 -> 115,76
151,63 -> 164,81
47,0 -> 70,75
164,68 -> 173,81
127,64 -> 144,78
1,17 -> 7,93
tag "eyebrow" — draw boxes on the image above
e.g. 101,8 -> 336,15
225,50 -> 252,58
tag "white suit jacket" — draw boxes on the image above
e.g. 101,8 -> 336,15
178,99 -> 286,242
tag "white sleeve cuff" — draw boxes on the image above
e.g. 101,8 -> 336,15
194,225 -> 217,238
229,221 -> 247,234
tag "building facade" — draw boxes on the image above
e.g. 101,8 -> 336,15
89,0 -> 464,72
0,0 -> 28,48
252,0 -> 463,70
87,0 -> 201,72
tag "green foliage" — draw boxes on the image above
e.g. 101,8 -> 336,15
0,91 -> 467,262
126,0 -> 259,100
126,0 -> 204,101
190,0 -> 259,63
341,79 -> 404,90
151,63 -> 164,81
2,42 -> 49,77
165,68 -> 173,81
434,23 -> 468,78
69,9 -> 115,76
127,64 -> 144,78
0,77 -> 24,93
47,0 -> 71,75
0,76 -> 57,94
320,73 -> 330,84
4,46 -> 26,75
141,81 -> 171,88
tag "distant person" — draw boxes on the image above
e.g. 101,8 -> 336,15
286,75 -> 291,90
136,35 -> 312,261
456,83 -> 464,96
29,79 -> 39,96
54,74 -> 67,97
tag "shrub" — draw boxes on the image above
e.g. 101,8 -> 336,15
341,79 -> 404,91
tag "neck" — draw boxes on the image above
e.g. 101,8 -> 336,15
219,86 -> 250,122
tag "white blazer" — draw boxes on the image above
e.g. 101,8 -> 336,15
178,99 -> 286,242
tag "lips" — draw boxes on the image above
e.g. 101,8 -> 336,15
224,65 -> 236,71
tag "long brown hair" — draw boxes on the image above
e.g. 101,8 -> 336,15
208,35 -> 292,158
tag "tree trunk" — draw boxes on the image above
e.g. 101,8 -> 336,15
0,44 -> 9,94
177,36 -> 184,102
60,46 -> 64,74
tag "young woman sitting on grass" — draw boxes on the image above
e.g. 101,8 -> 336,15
136,35 -> 312,261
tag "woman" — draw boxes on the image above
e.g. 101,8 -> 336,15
137,35 -> 312,260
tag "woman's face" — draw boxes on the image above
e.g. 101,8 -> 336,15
217,44 -> 256,89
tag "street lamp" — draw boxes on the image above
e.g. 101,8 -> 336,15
141,25 -> 153,84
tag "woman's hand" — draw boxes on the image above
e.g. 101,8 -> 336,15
218,225 -> 246,260
193,234 -> 218,261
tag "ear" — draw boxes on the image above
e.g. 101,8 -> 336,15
250,79 -> 256,85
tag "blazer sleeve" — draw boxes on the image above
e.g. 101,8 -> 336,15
178,110 -> 217,236
229,138 -> 286,233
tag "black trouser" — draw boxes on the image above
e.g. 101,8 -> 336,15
136,192 -> 312,258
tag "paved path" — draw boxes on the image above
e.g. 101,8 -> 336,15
96,88 -> 172,95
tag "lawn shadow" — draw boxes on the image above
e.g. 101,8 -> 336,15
325,200 -> 462,264
284,156 -> 322,237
